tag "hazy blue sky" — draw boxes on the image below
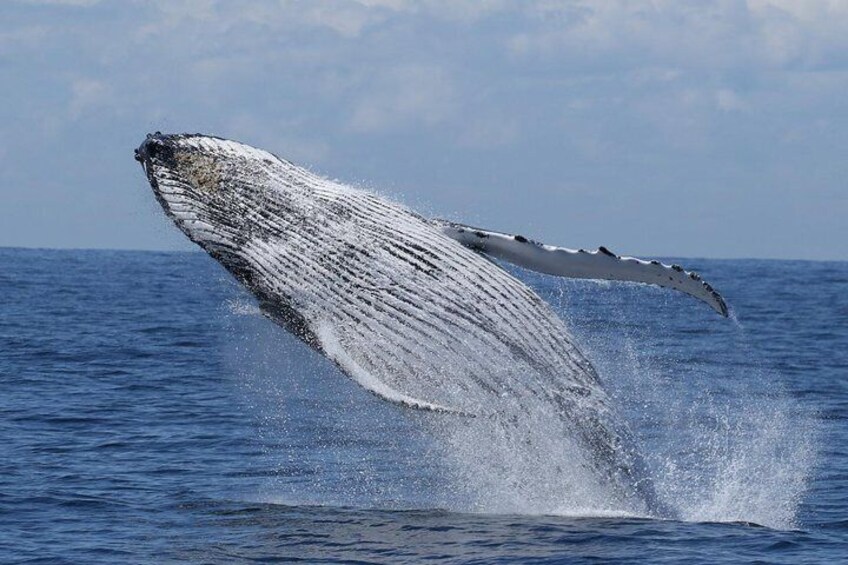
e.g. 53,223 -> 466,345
1,0 -> 846,259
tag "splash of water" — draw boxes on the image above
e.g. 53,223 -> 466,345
428,408 -> 643,516
227,276 -> 817,530
551,279 -> 818,529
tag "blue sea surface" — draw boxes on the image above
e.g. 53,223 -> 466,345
0,247 -> 846,563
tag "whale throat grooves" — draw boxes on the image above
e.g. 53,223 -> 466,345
138,132 -> 669,515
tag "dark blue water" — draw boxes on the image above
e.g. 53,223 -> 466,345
1,247 -> 846,563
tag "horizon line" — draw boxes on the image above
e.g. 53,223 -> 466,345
1,244 -> 845,264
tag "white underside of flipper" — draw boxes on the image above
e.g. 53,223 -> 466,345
438,221 -> 728,317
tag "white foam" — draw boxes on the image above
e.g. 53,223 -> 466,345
226,298 -> 262,317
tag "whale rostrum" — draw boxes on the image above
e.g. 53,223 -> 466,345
136,132 -> 727,513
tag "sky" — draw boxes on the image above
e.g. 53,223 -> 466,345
1,0 -> 846,260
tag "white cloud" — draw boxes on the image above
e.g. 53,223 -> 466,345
348,65 -> 456,133
1,0 -> 847,256
504,0 -> 848,73
716,88 -> 747,112
355,0 -> 409,9
0,25 -> 49,54
352,0 -> 509,22
299,3 -> 380,38
14,0 -> 104,5
458,116 -> 520,148
68,78 -> 111,120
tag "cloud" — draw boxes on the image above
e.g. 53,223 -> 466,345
296,1 -> 390,38
13,0 -> 104,5
0,0 -> 847,256
68,77 -> 111,119
715,88 -> 747,112
0,24 -> 49,55
352,0 -> 510,22
6,1 -> 848,148
458,116 -> 520,148
348,65 -> 456,133
505,0 -> 848,73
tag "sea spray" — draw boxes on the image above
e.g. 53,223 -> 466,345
427,405 -> 643,516
141,133 -> 752,524
226,270 -> 816,529
550,275 -> 818,529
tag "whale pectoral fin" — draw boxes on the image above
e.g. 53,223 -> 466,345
312,323 -> 474,416
437,221 -> 728,317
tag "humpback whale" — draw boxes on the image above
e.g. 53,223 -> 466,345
135,132 -> 727,514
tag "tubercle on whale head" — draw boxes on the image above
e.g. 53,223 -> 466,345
135,132 -> 251,256
135,132 -> 290,200
136,132 -> 221,191
135,133 -> 192,199
135,132 -> 314,265
134,131 -> 165,164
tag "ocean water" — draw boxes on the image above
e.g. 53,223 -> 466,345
0,247 -> 845,564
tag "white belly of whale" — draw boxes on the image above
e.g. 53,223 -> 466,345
137,133 -> 727,515
242,186 -> 603,416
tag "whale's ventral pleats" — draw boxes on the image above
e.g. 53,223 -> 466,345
136,132 -> 728,517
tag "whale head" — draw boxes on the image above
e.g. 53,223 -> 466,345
135,132 -> 306,261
